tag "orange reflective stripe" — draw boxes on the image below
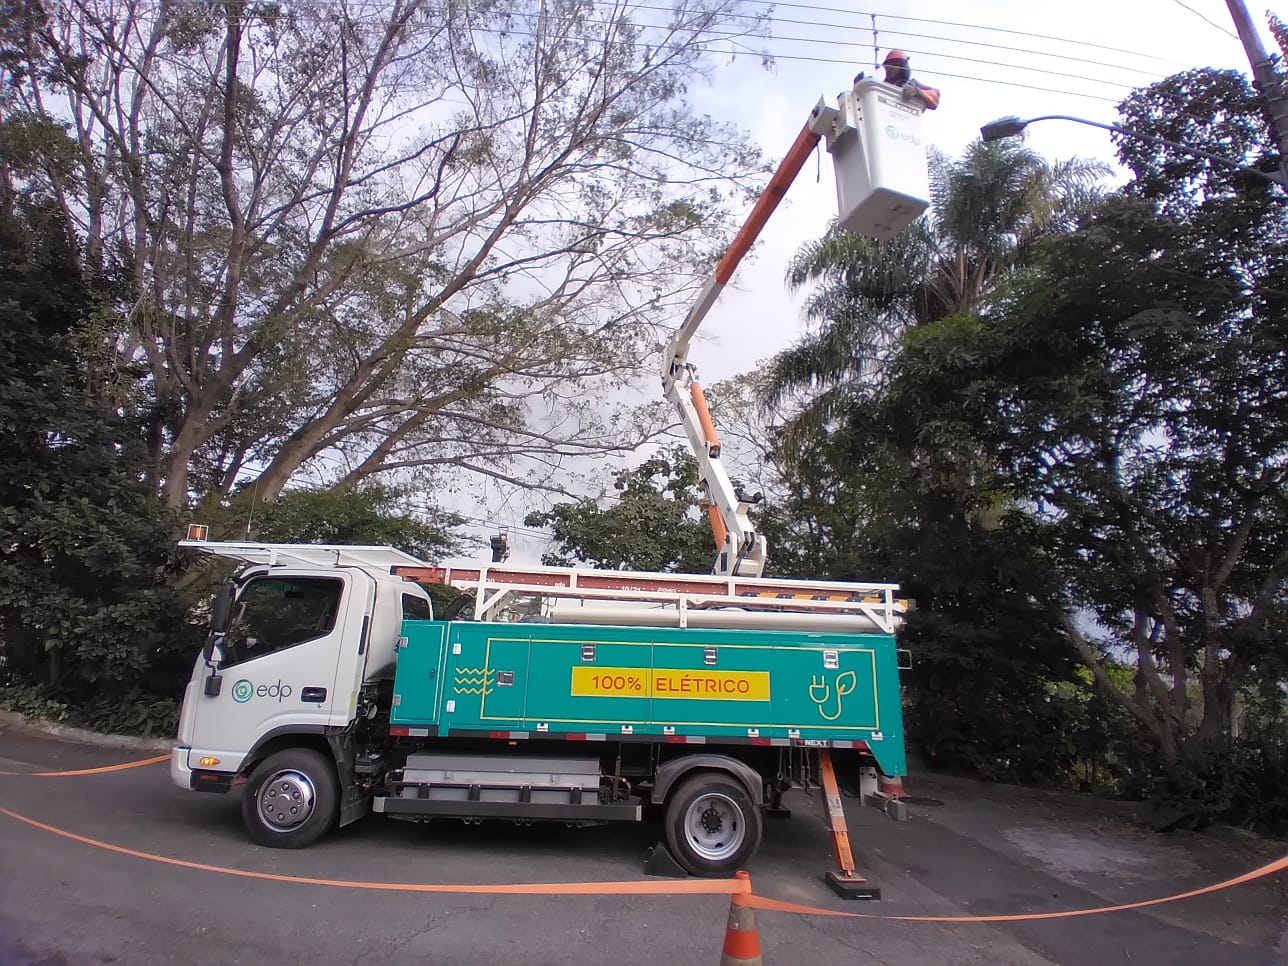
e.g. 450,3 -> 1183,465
721,928 -> 762,959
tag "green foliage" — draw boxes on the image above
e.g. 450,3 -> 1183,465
0,683 -> 178,738
525,447 -> 714,572
1114,69 -> 1277,209
767,139 -> 1106,449
0,200 -> 193,705
764,69 -> 1288,828
0,683 -> 72,723
761,141 -> 1107,786
225,484 -> 463,561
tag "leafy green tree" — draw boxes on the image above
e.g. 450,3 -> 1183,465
196,484 -> 463,562
0,198 -> 189,701
5,0 -> 769,512
866,70 -> 1288,817
525,447 -> 714,572
766,139 -> 1105,441
756,398 -> 1088,784
758,139 -> 1108,784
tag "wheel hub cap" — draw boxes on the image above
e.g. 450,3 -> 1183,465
257,769 -> 316,831
684,791 -> 744,861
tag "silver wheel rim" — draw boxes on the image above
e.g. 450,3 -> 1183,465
256,768 -> 316,832
683,791 -> 745,862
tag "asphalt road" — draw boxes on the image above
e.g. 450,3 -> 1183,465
1,728 -> 1285,966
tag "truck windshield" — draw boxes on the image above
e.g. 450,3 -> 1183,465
221,576 -> 343,668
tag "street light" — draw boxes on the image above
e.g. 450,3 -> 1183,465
980,113 -> 1285,187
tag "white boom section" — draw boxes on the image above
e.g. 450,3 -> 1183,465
660,100 -> 850,579
660,80 -> 929,580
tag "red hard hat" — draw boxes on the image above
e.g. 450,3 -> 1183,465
883,49 -> 909,63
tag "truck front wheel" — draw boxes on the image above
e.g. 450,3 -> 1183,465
664,773 -> 763,876
241,748 -> 338,849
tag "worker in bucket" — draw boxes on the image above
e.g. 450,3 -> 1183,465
880,49 -> 940,110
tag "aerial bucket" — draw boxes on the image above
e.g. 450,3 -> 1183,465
826,77 -> 930,241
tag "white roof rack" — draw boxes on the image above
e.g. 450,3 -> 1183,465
178,540 -> 905,634
395,563 -> 906,635
178,540 -> 429,571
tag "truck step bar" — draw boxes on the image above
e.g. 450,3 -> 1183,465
375,752 -> 640,822
373,797 -> 642,822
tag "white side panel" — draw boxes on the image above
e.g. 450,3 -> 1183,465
184,570 -> 361,773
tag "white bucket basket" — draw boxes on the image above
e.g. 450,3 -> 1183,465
825,78 -> 931,241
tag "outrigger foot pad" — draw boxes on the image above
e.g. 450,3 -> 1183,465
644,842 -> 691,878
825,870 -> 881,900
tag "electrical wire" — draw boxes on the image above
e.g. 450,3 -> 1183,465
497,0 -> 1170,81
204,11 -> 1134,104
727,0 -> 1195,66
108,0 -> 1154,104
138,0 -> 1211,75
1167,0 -> 1240,40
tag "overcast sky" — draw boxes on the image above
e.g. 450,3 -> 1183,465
447,0 -> 1279,564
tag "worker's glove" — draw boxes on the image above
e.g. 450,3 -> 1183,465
900,83 -> 919,101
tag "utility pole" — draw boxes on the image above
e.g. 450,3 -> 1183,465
1226,0 -> 1288,185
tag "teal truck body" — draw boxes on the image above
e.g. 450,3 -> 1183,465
390,620 -> 906,778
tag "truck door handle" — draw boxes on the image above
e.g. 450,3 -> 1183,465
301,687 -> 327,703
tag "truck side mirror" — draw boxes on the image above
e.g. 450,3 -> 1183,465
211,584 -> 234,633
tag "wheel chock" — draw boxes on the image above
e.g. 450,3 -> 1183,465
825,869 -> 881,900
863,791 -> 909,821
644,841 -> 691,877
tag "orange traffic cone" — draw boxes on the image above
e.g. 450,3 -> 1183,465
877,773 -> 906,798
719,872 -> 763,966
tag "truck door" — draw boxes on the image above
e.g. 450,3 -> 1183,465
186,571 -> 358,773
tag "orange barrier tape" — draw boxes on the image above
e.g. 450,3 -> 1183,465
0,807 -> 751,896
739,852 -> 1288,923
2,753 -> 1284,921
0,754 -> 170,777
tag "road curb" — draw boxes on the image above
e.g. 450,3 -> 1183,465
0,710 -> 172,754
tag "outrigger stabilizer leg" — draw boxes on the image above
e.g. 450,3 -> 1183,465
818,750 -> 881,899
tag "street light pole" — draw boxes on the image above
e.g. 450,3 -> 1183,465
979,114 -> 1285,187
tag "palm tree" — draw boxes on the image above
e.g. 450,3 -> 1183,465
765,139 -> 1107,441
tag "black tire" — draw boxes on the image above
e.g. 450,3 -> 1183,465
241,748 -> 338,849
663,773 -> 763,877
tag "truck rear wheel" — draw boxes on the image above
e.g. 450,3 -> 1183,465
241,748 -> 338,849
664,773 -> 762,877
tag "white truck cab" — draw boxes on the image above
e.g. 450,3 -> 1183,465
171,544 -> 432,820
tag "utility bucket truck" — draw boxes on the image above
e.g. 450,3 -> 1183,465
173,539 -> 907,878
169,76 -> 929,880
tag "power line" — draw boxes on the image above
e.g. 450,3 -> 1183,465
226,10 -> 1134,105
729,0 -> 1192,67
90,0 -> 1137,105
136,0 -> 1174,81
550,0 -> 1170,81
1168,0 -> 1240,40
